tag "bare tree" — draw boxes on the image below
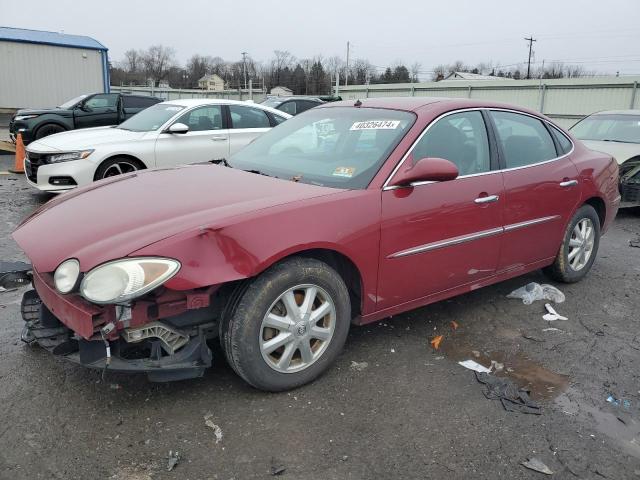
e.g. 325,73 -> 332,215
410,62 -> 421,82
122,49 -> 142,73
142,45 -> 176,86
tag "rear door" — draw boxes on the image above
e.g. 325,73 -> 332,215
154,104 -> 229,168
488,110 -> 580,272
74,94 -> 120,128
377,109 -> 505,310
227,104 -> 272,156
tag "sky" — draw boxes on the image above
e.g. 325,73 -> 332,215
2,0 -> 640,79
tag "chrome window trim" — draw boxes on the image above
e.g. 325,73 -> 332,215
382,107 -> 575,191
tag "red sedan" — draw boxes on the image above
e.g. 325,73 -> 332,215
12,98 -> 620,390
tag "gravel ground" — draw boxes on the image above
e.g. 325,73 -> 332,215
1,154 -> 639,479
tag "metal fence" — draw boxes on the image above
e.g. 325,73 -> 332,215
334,76 -> 640,128
110,85 -> 268,103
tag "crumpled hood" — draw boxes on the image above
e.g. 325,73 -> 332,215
581,140 -> 640,165
13,164 -> 339,273
27,126 -> 146,152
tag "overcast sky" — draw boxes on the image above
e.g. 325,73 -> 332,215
2,0 -> 640,78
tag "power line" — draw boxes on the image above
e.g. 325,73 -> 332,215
524,36 -> 537,79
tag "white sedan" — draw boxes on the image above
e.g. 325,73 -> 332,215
23,99 -> 291,192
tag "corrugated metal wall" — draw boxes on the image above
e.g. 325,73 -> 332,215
335,77 -> 640,128
0,41 -> 104,109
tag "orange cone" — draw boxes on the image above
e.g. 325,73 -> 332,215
9,133 -> 25,174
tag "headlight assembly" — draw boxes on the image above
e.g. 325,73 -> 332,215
80,258 -> 180,304
14,114 -> 39,121
53,259 -> 80,294
48,150 -> 94,163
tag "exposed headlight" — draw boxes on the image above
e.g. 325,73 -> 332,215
80,258 -> 180,305
14,115 -> 39,121
48,150 -> 94,163
53,259 -> 80,294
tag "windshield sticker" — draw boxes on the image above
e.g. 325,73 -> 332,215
350,120 -> 401,130
332,167 -> 356,178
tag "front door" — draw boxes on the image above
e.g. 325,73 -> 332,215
488,110 -> 580,272
154,104 -> 230,168
377,110 -> 504,310
74,94 -> 120,128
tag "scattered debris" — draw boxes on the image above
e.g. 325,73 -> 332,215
167,451 -> 180,472
607,395 -> 631,409
390,348 -> 395,353
204,413 -> 223,443
543,303 -> 568,321
434,356 -> 444,361
522,457 -> 553,475
110,383 -> 122,390
451,321 -> 459,330
490,360 -> 504,372
507,282 -> 565,305
543,327 -> 562,332
458,359 -> 492,373
476,372 -> 542,415
430,335 -> 444,350
350,361 -> 368,372
270,457 -> 286,476
471,350 -> 481,358
522,332 -> 545,342
630,237 -> 640,248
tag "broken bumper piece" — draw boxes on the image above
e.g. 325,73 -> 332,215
21,289 -> 213,382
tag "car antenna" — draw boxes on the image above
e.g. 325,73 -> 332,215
354,99 -> 362,107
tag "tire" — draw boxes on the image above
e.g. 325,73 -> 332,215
544,204 -> 601,283
95,156 -> 144,180
35,123 -> 65,140
220,257 -> 351,391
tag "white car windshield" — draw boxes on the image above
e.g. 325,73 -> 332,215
571,114 -> 640,144
118,104 -> 186,132
58,95 -> 88,109
228,107 -> 415,189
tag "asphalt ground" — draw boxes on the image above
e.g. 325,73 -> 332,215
1,153 -> 639,479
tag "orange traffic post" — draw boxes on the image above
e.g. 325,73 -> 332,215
9,133 -> 26,174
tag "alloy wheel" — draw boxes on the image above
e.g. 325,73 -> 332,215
568,218 -> 595,271
102,161 -> 139,178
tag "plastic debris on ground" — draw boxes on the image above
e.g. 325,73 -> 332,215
350,361 -> 368,371
507,282 -> 565,305
430,335 -> 444,350
522,457 -> 553,475
607,395 -> 631,409
630,237 -> 640,248
543,303 -> 568,321
476,372 -> 542,415
270,457 -> 286,476
204,413 -> 223,443
458,359 -> 492,374
167,451 -> 180,472
543,327 -> 562,332
451,321 -> 459,330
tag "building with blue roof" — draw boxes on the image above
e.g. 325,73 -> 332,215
0,26 -> 109,110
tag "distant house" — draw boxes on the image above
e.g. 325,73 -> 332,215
198,74 -> 225,91
442,72 -> 513,81
270,86 -> 293,96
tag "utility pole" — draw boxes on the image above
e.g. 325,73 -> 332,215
241,51 -> 248,90
524,36 -> 536,79
345,41 -> 350,87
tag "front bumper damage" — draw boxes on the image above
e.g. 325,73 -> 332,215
10,264 -> 217,382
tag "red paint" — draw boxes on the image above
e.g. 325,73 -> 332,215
13,98 -> 619,338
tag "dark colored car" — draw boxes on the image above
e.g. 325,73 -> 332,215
9,93 -> 163,144
260,96 -> 325,115
11,98 -> 619,390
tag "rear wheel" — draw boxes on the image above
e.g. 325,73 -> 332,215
95,156 -> 145,180
35,123 -> 65,139
544,204 -> 600,283
220,257 -> 351,391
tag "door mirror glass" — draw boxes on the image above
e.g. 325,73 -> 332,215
168,122 -> 189,134
389,157 -> 459,187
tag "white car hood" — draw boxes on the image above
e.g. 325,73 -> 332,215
27,127 -> 148,152
580,140 -> 640,165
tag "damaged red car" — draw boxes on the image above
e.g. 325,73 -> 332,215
11,98 -> 620,390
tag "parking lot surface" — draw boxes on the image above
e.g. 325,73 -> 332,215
1,154 -> 640,479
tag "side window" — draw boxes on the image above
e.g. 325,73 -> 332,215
278,101 -> 297,116
229,105 -> 271,129
550,125 -> 573,154
176,105 -> 223,132
297,100 -> 319,113
85,94 -> 118,110
490,111 -> 558,168
411,110 -> 491,176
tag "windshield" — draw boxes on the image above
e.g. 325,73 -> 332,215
571,113 -> 640,144
260,98 -> 285,108
229,107 -> 416,189
58,94 -> 88,109
118,103 -> 185,132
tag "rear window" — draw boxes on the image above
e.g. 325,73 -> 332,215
570,114 -> 640,144
123,96 -> 160,109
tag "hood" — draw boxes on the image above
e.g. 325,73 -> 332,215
580,140 -> 640,165
28,126 -> 147,152
15,108 -> 71,117
13,164 -> 340,273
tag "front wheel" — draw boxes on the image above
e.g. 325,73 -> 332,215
95,156 -> 144,180
544,204 -> 601,283
220,257 -> 351,391
35,123 -> 65,140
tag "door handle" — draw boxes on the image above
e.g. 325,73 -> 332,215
474,195 -> 500,204
559,179 -> 578,187
211,136 -> 228,141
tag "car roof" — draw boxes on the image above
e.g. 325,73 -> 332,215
589,109 -> 640,116
160,98 -> 292,118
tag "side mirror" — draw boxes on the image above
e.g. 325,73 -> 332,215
388,157 -> 459,187
78,103 -> 92,112
167,123 -> 189,134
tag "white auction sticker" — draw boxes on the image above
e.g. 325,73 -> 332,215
350,120 -> 401,130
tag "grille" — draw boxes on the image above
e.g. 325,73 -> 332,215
25,151 -> 47,183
